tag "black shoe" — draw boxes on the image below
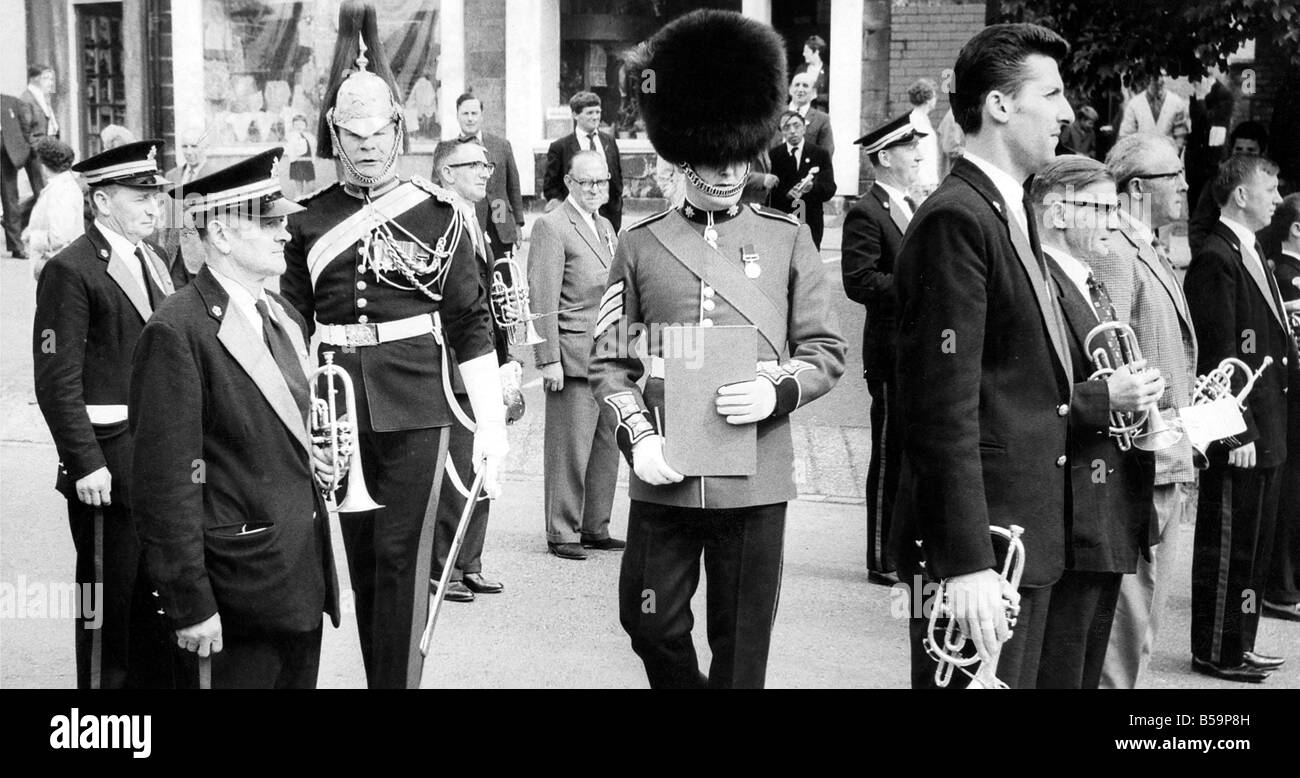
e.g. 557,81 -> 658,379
462,572 -> 504,594
1190,657 -> 1270,683
867,570 -> 900,587
1262,599 -> 1300,622
581,535 -> 626,550
548,542 -> 588,560
431,579 -> 475,602
1243,650 -> 1285,670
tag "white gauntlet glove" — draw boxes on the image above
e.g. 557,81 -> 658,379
458,352 -> 509,498
631,435 -> 684,486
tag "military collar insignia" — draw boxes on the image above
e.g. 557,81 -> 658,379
679,202 -> 741,226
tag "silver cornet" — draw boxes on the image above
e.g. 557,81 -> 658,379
1185,355 -> 1273,467
1085,321 -> 1182,452
924,525 -> 1026,689
309,351 -> 382,513
489,257 -> 544,347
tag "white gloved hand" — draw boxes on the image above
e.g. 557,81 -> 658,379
714,379 -> 776,425
458,352 -> 509,498
632,435 -> 685,486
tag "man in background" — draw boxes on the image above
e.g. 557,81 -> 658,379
544,92 -> 623,231
437,92 -> 526,260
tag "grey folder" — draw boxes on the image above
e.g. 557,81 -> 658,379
662,324 -> 758,476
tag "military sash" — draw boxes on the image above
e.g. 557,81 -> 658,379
306,182 -> 430,288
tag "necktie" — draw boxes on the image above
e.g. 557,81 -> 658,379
587,133 -> 598,151
1255,241 -> 1287,321
135,247 -> 164,309
1086,272 -> 1125,366
790,145 -> 800,167
459,135 -> 477,144
255,299 -> 310,424
904,195 -> 919,212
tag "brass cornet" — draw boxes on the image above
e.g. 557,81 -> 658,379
489,257 -> 544,347
924,525 -> 1026,689
1185,355 -> 1273,467
309,351 -> 382,513
1085,321 -> 1182,452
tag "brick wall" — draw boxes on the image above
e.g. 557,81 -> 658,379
888,2 -> 985,119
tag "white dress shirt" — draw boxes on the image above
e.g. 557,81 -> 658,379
96,220 -> 164,299
207,265 -> 275,341
578,129 -> 604,159
1042,244 -> 1094,306
875,180 -> 913,220
26,84 -> 58,137
1219,215 -> 1266,275
961,150 -> 1028,235
22,170 -> 84,261
566,194 -> 603,246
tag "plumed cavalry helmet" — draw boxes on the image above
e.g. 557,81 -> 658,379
628,9 -> 787,197
317,0 -> 406,186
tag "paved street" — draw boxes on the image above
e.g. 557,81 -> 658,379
0,223 -> 1294,689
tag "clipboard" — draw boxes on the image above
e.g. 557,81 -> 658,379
662,325 -> 757,476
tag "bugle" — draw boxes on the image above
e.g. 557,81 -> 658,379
1084,321 -> 1182,452
1185,355 -> 1273,466
489,257 -> 545,347
309,351 -> 383,513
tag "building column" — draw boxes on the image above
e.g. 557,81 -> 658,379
439,0 -> 465,141
505,0 -> 558,196
740,0 -> 771,23
829,0 -> 864,196
171,0 -> 203,138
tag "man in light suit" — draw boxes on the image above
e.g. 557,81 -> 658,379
528,149 -> 621,560
543,92 -> 623,231
840,113 -> 925,584
787,72 -> 833,155
435,92 -> 526,260
1,93 -> 33,256
1118,68 -> 1189,142
769,110 -> 836,248
20,65 -> 60,194
131,150 -> 340,688
1095,133 -> 1200,688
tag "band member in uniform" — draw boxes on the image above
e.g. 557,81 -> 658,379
768,110 -> 836,249
1096,133 -> 1200,688
279,2 -> 507,689
1184,154 -> 1295,682
33,139 -> 178,689
130,150 -> 340,688
840,114 -> 925,584
890,23 -> 1076,689
1264,193 -> 1300,622
1030,156 -> 1160,689
590,10 -> 846,689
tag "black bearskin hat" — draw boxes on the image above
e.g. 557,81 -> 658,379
317,1 -> 406,159
629,10 -> 787,167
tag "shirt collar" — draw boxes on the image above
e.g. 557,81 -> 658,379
875,181 -> 908,207
1118,208 -> 1155,246
207,265 -> 270,325
1042,244 -> 1092,298
961,150 -> 1025,212
1282,249 -> 1300,262
566,194 -> 598,223
1219,215 -> 1260,254
94,219 -> 141,260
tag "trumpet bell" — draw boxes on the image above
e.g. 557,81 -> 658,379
1132,408 -> 1182,451
336,478 -> 383,513
506,318 -> 544,347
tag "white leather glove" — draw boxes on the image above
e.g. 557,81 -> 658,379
714,379 -> 776,425
457,352 -> 509,498
632,435 -> 684,486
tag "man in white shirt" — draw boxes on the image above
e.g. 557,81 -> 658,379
1118,68 -> 1190,142
20,64 -> 59,193
785,72 -> 833,155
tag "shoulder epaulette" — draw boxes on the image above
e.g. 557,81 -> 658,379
749,203 -> 799,225
295,181 -> 339,204
409,175 -> 458,205
625,208 -> 673,231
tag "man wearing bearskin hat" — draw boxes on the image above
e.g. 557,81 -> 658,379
589,10 -> 846,689
279,1 -> 507,689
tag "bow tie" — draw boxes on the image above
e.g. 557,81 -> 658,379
458,135 -> 478,144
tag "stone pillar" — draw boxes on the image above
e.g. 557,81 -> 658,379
463,0 -> 506,136
859,0 -> 891,192
439,0 -> 465,140
504,0 -> 559,195
830,0 -> 864,196
171,0 -> 204,141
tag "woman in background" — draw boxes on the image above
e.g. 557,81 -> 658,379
22,137 -> 83,280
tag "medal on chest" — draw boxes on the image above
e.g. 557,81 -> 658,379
742,243 -> 761,279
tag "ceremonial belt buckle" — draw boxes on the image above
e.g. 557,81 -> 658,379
344,324 -> 381,347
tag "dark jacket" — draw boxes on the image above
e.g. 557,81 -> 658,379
433,132 -> 526,245
890,157 -> 1073,587
1,94 -> 31,168
129,266 -> 340,636
841,182 -> 909,379
768,141 -> 836,237
543,130 -> 623,232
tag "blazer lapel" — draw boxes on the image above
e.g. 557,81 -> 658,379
95,225 -> 152,322
199,269 -> 312,455
1121,218 -> 1195,336
872,184 -> 909,236
1218,222 -> 1288,333
565,200 -> 607,265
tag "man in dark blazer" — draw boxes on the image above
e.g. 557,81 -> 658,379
768,110 -> 836,249
1184,154 -> 1297,682
786,72 -> 834,155
435,92 -> 526,260
20,65 -> 59,194
890,23 -> 1076,690
528,149 -> 621,560
32,140 -> 178,689
841,113 -> 925,583
1264,193 -> 1300,622
131,150 -> 340,688
543,91 -> 623,232
1,93 -> 33,256
1030,156 -> 1161,689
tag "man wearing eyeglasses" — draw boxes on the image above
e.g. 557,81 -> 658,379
1030,155 -> 1162,688
527,149 -> 622,560
543,92 -> 623,231
1094,133 -> 1200,688
435,92 -> 526,261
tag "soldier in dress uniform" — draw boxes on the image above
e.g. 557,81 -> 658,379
589,10 -> 846,689
32,139 -> 179,689
840,114 -> 926,584
279,1 -> 507,689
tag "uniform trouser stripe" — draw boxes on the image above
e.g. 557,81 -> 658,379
90,508 -> 104,690
865,377 -> 898,573
1210,476 -> 1233,664
407,426 -> 451,688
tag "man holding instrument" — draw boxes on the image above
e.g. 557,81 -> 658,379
131,150 -> 340,689
279,2 -> 506,689
33,139 -> 177,689
590,10 -> 845,689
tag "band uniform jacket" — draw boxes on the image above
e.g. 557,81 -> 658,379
841,182 -> 909,379
280,179 -> 496,433
1184,221 -> 1299,468
543,130 -> 623,230
890,157 -> 1073,588
768,141 -> 836,239
33,222 -> 177,496
527,199 -> 614,376
439,133 -> 525,246
588,203 -> 846,509
1087,214 -> 1198,485
1047,259 -> 1155,573
129,266 -> 339,635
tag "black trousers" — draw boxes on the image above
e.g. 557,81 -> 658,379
1266,453 -> 1300,605
865,377 -> 900,574
1036,570 -> 1122,689
1,151 -> 25,252
66,431 -> 174,689
1192,463 -> 1281,665
904,573 -> 1052,690
619,500 -> 786,689
340,426 -> 449,689
432,394 -> 489,582
175,626 -> 322,689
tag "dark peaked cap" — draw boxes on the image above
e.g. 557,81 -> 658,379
73,139 -> 170,188
630,10 -> 787,167
854,114 -> 927,156
169,148 -> 304,220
